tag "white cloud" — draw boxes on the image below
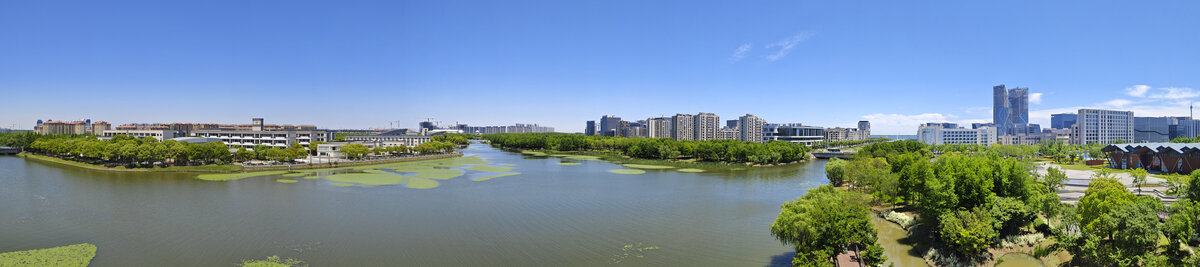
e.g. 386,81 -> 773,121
1150,87 -> 1200,99
1126,85 -> 1151,97
765,33 -> 812,61
730,43 -> 751,62
1029,93 -> 1043,104
860,113 -> 989,135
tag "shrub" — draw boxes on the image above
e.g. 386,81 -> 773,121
882,210 -> 916,229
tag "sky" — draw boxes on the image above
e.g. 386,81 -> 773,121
2,1 -> 1199,135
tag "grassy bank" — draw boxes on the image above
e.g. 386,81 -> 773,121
18,152 -> 463,174
19,153 -> 244,172
512,149 -> 806,169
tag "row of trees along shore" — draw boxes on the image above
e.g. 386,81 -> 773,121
481,133 -> 810,165
773,139 -> 1200,266
4,132 -> 459,167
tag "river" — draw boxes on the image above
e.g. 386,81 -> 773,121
0,144 -> 849,266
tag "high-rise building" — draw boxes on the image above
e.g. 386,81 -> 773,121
738,114 -> 766,143
693,112 -> 720,141
671,114 -> 694,141
824,127 -> 859,142
993,85 -> 1010,135
1051,113 -> 1078,129
647,117 -> 672,138
857,121 -> 871,139
1134,117 -> 1174,143
419,121 -> 436,132
585,121 -> 596,136
600,115 -> 621,137
993,84 -> 1030,135
726,120 -> 740,129
1074,109 -> 1134,144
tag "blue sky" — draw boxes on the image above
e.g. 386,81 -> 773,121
2,1 -> 1199,134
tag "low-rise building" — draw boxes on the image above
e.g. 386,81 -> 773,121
763,123 -> 825,145
101,129 -> 178,141
192,118 -> 331,149
345,130 -> 432,147
918,123 -> 999,145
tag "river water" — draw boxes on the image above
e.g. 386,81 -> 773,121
0,144 -> 848,266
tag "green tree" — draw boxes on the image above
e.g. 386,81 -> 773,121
771,185 -> 886,266
1189,171 -> 1200,201
1043,166 -> 1069,192
340,144 -> 370,160
824,158 -> 847,186
937,207 -> 996,255
1165,200 -> 1200,261
1129,168 -> 1148,193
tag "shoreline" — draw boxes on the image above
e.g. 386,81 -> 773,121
15,152 -> 463,174
502,147 -> 811,169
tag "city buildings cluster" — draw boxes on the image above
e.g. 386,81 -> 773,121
418,120 -> 554,135
36,118 -> 334,149
586,113 -> 870,145
917,84 -> 1200,146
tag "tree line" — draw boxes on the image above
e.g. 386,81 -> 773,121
27,135 -> 234,167
482,133 -> 809,165
337,141 -> 456,160
808,137 -> 890,149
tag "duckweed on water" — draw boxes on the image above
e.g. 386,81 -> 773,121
500,163 -> 517,166
559,155 -> 600,161
467,165 -> 512,172
610,242 -> 659,264
330,182 -> 354,187
281,173 -> 308,177
406,178 -> 439,189
558,162 -> 581,166
197,171 -> 290,181
622,164 -> 674,169
676,168 -> 705,173
0,243 -> 97,267
240,255 -> 304,267
609,169 -> 646,174
472,172 -> 520,181
275,179 -> 298,183
323,173 -> 410,186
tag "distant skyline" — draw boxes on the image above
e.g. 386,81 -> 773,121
3,1 -> 1199,134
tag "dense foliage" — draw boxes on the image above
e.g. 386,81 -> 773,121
824,158 -> 847,186
27,135 -> 234,166
809,137 -> 890,149
1060,179 -> 1167,266
431,133 -> 475,146
482,133 -> 809,165
771,185 -> 886,267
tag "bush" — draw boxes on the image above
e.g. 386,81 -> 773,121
937,207 -> 997,256
882,210 -> 916,229
999,233 -> 1045,248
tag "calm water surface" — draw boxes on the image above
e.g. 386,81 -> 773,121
0,144 -> 830,266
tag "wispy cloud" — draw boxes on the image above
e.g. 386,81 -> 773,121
1029,93 -> 1043,105
730,43 -> 751,62
1126,85 -> 1151,97
1150,87 -> 1200,99
765,33 -> 812,61
1102,99 -> 1133,108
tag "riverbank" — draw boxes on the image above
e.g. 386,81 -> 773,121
17,152 -> 463,173
510,148 -> 808,169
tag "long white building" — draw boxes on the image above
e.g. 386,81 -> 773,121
917,123 -> 999,145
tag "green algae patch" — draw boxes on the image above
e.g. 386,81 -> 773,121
500,163 -> 517,167
0,243 -> 97,267
610,242 -> 660,264
409,169 -> 463,180
406,177 -> 440,189
323,173 -> 409,186
521,151 -> 549,156
281,173 -> 308,177
472,172 -> 520,181
558,162 -> 582,166
552,155 -> 601,161
197,171 -> 289,181
622,164 -> 674,169
676,168 -> 705,173
275,179 -> 298,183
240,255 -> 304,267
330,182 -> 355,187
609,169 -> 646,175
468,165 -> 512,172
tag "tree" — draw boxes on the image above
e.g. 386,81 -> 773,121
1189,171 -> 1200,201
824,158 -> 848,186
937,207 -> 996,256
771,185 -> 885,266
1043,166 -> 1069,192
340,144 -> 370,160
1165,200 -> 1200,261
990,197 -> 1034,234
1129,168 -> 1148,193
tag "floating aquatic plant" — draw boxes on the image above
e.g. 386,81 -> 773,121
468,165 -> 512,172
622,164 -> 674,169
0,243 -> 97,267
609,169 -> 646,175
675,168 -> 705,173
472,172 -> 520,181
197,171 -> 290,181
610,242 -> 659,264
239,255 -> 305,267
558,162 -> 581,166
275,179 -> 298,183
